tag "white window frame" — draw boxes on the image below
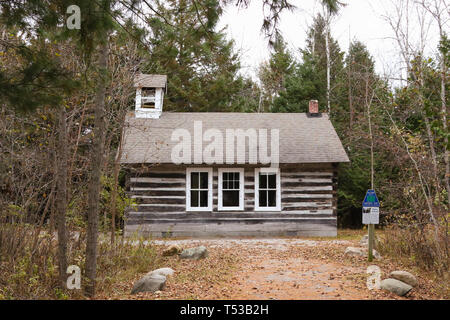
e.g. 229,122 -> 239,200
186,168 -> 213,211
254,168 -> 281,211
218,168 -> 244,211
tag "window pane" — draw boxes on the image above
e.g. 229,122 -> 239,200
223,172 -> 240,190
234,172 -> 240,189
191,172 -> 199,189
200,190 -> 208,207
200,172 -> 208,189
268,190 -> 276,207
268,174 -> 276,189
223,190 -> 239,207
190,190 -> 198,207
259,173 -> 267,188
259,190 -> 267,207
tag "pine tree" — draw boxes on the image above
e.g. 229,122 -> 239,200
258,35 -> 295,112
141,0 -> 250,112
271,14 -> 344,113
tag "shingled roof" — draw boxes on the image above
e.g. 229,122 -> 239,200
133,74 -> 167,88
120,112 -> 349,164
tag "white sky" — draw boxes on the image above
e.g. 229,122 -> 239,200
217,0 -> 446,82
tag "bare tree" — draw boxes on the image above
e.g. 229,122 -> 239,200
417,0 -> 450,204
320,1 -> 344,115
383,0 -> 445,205
322,5 -> 332,114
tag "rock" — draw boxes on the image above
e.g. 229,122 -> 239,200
344,246 -> 381,259
380,278 -> 412,296
148,267 -> 175,278
345,247 -> 366,257
360,235 -> 369,246
360,234 -> 378,248
372,250 -> 381,259
131,274 -> 166,294
162,245 -> 182,256
389,271 -> 418,287
179,246 -> 208,260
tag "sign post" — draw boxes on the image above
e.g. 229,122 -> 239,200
362,189 -> 380,262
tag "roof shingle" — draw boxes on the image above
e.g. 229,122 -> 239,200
120,112 -> 349,164
133,74 -> 167,88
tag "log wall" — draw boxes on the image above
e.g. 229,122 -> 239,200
124,163 -> 338,238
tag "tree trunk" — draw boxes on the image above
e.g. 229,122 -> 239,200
348,57 -> 353,129
325,24 -> 331,115
110,112 -> 126,245
85,40 -> 109,297
365,72 -> 374,189
56,105 -> 68,288
110,135 -> 123,246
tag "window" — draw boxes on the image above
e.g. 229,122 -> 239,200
218,168 -> 244,211
141,88 -> 156,108
186,168 -> 212,211
255,168 -> 281,211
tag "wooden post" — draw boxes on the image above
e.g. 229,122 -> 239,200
368,224 -> 374,262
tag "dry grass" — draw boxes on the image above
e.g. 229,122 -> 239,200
98,245 -> 241,300
0,225 -> 156,299
0,224 -> 240,300
377,225 -> 449,298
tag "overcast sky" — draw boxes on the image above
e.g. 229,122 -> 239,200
217,0 -> 445,82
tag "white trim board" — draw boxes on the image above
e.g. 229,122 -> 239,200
218,168 -> 244,211
254,167 -> 281,211
186,167 -> 213,212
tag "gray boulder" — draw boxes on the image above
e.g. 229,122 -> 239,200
148,267 -> 175,277
380,278 -> 412,296
360,234 -> 379,248
389,271 -> 418,287
180,246 -> 208,260
131,274 -> 166,294
360,234 -> 369,246
345,246 -> 366,257
344,246 -> 381,259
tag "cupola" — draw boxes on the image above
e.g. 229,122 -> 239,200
134,74 -> 167,118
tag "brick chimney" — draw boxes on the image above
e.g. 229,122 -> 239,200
308,100 -> 319,116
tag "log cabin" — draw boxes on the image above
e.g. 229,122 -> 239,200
120,74 -> 349,238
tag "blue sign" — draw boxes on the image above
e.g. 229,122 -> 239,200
362,189 -> 380,207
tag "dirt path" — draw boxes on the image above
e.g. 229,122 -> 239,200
150,238 -> 381,300
230,251 -> 368,299
115,237 -> 438,300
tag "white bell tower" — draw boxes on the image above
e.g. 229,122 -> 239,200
134,74 -> 167,119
